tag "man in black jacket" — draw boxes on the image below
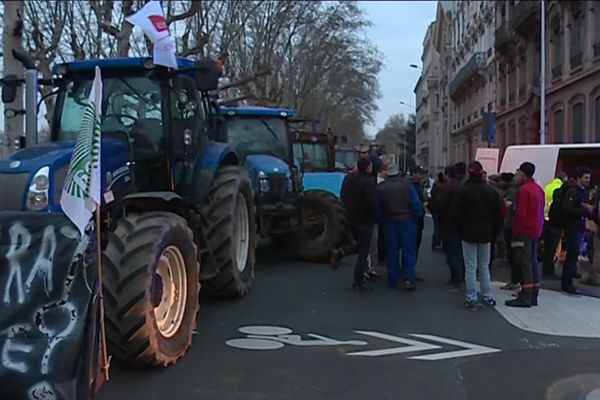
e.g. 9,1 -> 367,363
560,166 -> 594,294
449,161 -> 502,309
429,165 -> 463,289
330,158 -> 377,290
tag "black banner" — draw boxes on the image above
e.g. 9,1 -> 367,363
0,212 -> 99,400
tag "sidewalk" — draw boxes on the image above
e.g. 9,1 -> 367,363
491,258 -> 600,299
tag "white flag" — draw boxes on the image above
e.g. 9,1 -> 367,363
60,66 -> 102,236
126,1 -> 178,69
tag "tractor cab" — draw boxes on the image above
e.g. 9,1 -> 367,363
216,106 -> 303,237
0,56 -> 221,211
290,119 -> 335,173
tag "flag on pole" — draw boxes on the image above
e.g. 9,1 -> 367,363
61,66 -> 102,236
126,1 -> 178,69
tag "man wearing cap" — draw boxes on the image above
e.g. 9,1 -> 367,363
377,163 -> 423,290
330,158 -> 378,290
449,161 -> 502,309
505,162 -> 546,307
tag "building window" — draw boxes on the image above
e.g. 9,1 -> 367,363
595,96 -> 600,141
570,3 -> 584,69
508,122 -> 516,145
572,102 -> 585,142
551,16 -> 563,78
553,109 -> 564,143
518,119 -> 526,144
595,4 -> 600,56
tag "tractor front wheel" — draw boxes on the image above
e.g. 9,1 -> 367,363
103,212 -> 199,367
288,190 -> 347,262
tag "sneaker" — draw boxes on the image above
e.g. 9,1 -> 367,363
501,283 -> 520,290
464,300 -> 478,310
403,281 -> 417,291
562,286 -> 579,295
481,297 -> 497,307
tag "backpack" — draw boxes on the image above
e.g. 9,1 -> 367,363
548,184 -> 569,228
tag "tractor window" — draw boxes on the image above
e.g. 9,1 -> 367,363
293,142 -> 328,172
335,149 -> 358,169
226,117 -> 290,161
170,77 -> 205,143
56,76 -> 163,142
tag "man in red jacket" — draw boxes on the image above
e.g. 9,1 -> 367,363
506,162 -> 546,308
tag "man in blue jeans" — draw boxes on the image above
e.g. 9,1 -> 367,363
449,161 -> 502,309
376,163 -> 423,291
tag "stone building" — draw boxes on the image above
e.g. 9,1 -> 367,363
447,0 -> 496,163
415,21 -> 443,173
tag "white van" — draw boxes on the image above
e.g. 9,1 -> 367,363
498,144 -> 600,188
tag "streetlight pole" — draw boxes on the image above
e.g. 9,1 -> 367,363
540,0 -> 546,145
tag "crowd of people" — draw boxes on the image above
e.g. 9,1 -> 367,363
329,146 -> 600,310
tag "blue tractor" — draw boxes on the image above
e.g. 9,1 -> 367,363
215,106 -> 303,238
214,107 -> 347,261
287,119 -> 348,261
0,52 -> 256,369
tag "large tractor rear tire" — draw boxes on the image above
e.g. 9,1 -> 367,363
103,212 -> 199,367
288,190 -> 347,262
201,166 -> 256,297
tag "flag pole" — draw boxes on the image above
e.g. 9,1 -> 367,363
95,208 -> 110,381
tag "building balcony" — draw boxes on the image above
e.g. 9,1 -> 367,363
570,52 -> 583,70
513,0 -> 541,36
449,52 -> 487,99
552,65 -> 562,80
495,21 -> 515,52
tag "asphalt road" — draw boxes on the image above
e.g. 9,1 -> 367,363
97,221 -> 600,400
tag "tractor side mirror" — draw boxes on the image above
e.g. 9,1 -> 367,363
194,59 -> 220,92
1,75 -> 21,103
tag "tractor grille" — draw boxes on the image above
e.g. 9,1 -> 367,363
0,172 -> 30,210
268,174 -> 287,198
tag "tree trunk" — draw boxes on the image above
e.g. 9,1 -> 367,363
2,0 -> 25,156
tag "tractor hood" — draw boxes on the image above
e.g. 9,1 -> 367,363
0,141 -> 74,172
0,138 -> 130,212
244,154 -> 290,176
302,172 -> 346,198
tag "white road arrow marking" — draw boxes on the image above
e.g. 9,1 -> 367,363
346,331 -> 442,357
407,334 -> 501,361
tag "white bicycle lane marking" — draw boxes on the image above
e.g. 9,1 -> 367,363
226,325 -> 501,361
491,281 -> 600,339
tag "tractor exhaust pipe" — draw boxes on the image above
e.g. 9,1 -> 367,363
12,49 -> 38,147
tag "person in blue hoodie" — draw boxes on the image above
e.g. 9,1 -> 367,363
376,163 -> 423,291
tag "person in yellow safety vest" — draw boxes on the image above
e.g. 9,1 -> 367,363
542,171 -> 568,277
544,171 -> 568,220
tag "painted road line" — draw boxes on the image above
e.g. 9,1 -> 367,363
491,281 -> 600,338
346,331 -> 441,357
407,334 -> 501,361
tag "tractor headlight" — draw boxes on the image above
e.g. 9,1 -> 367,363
259,178 -> 270,193
27,166 -> 50,211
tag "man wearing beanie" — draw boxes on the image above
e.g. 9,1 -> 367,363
506,162 -> 546,307
449,161 -> 502,309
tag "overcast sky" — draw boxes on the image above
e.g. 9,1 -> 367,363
359,0 -> 437,138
